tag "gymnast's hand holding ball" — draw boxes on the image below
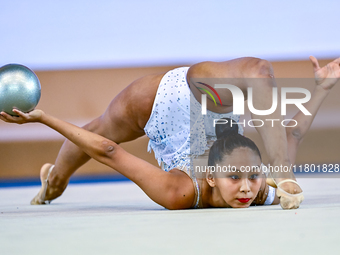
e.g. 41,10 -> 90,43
0,108 -> 44,124
0,63 -> 44,123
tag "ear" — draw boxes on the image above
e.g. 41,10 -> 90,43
206,172 -> 216,187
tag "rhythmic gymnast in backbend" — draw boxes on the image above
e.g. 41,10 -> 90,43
1,56 -> 339,209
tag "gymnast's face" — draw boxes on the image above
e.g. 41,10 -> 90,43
208,147 -> 262,208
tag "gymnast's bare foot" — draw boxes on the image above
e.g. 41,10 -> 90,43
266,174 -> 304,209
30,163 -> 55,205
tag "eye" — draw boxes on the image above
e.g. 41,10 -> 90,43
230,175 -> 240,180
249,174 -> 259,180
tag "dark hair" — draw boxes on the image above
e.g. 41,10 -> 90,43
208,118 -> 261,166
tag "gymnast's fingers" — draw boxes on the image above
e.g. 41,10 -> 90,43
12,109 -> 29,119
0,110 -> 25,124
0,112 -> 9,122
0,111 -> 14,122
309,56 -> 320,72
332,57 -> 340,64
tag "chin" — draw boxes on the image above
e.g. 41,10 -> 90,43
230,200 -> 254,208
232,204 -> 251,208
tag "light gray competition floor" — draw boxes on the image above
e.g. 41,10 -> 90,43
1,177 -> 340,255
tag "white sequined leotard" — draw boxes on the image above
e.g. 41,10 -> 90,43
144,67 -> 244,208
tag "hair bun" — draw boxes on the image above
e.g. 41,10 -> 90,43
215,118 -> 239,139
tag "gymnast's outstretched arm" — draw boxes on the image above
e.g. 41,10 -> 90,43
0,109 -> 196,210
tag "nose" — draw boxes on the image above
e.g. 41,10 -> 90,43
240,179 -> 251,193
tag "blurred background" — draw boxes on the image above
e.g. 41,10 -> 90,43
0,0 -> 339,182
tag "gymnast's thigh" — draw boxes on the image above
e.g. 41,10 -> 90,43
186,57 -> 270,112
95,73 -> 165,144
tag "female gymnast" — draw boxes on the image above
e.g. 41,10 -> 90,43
1,56 -> 339,210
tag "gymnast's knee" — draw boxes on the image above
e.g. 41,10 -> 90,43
248,58 -> 275,78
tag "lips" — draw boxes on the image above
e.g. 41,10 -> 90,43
237,198 -> 251,203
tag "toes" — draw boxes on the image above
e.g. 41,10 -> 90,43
279,194 -> 303,209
